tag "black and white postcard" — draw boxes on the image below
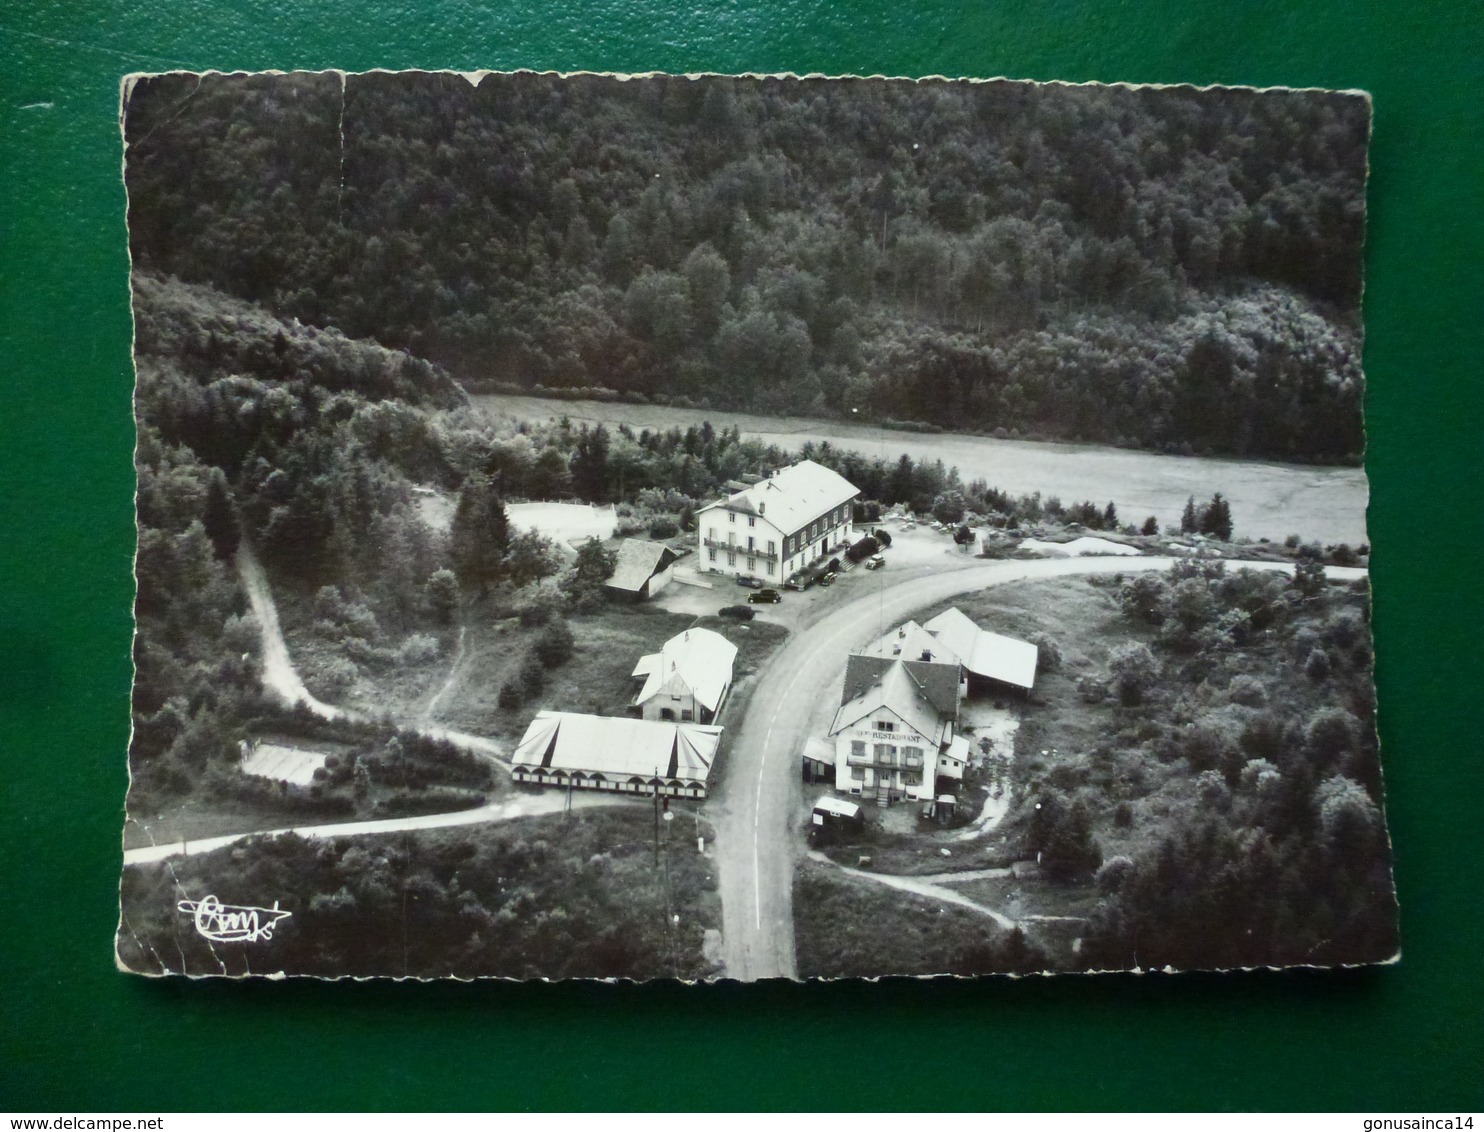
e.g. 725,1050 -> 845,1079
116,70 -> 1397,980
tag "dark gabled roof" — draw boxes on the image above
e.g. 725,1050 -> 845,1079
829,658 -> 951,746
843,653 -> 961,719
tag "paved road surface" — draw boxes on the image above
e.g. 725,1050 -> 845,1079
709,555 -> 1367,981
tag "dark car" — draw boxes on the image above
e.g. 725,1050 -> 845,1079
718,604 -> 757,621
747,588 -> 782,604
817,571 -> 836,587
735,575 -> 764,589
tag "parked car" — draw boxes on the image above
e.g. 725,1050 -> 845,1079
718,604 -> 757,621
735,575 -> 764,589
817,571 -> 836,587
747,588 -> 782,604
782,577 -> 809,591
864,555 -> 885,571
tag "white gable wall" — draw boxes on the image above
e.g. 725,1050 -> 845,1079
831,705 -> 950,803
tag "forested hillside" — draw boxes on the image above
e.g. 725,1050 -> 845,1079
124,71 -> 1369,462
129,273 -> 469,810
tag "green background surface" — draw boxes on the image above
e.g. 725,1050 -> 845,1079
2,0 -> 1481,1112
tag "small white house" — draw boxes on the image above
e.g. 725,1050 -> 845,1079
631,627 -> 738,724
696,460 -> 859,583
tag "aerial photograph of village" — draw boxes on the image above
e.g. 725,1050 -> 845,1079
116,69 -> 1397,980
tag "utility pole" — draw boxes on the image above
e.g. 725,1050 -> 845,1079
653,767 -> 661,868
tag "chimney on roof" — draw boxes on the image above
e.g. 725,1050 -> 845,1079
921,650 -> 933,662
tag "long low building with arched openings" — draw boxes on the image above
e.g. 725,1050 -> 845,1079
510,710 -> 724,799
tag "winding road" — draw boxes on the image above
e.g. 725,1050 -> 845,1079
124,549 -> 567,869
709,553 -> 1368,981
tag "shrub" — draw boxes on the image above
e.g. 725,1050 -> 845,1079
1041,799 -> 1102,882
1096,855 -> 1136,894
1227,674 -> 1267,706
534,620 -> 576,667
1109,643 -> 1160,706
647,516 -> 679,540
1315,775 -> 1383,856
519,653 -> 546,697
1119,574 -> 1169,626
1304,707 -> 1359,766
497,680 -> 523,710
397,633 -> 442,666
1321,607 -> 1366,650
309,656 -> 359,699
1170,577 -> 1218,631
426,568 -> 459,624
932,491 -> 967,525
1177,723 -> 1242,778
614,516 -> 647,538
1076,674 -> 1108,704
1304,648 -> 1332,681
1029,632 -> 1062,672
1293,559 -> 1327,597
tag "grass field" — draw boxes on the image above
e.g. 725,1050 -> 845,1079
426,602 -> 789,743
472,392 -> 1369,545
792,859 -> 1053,978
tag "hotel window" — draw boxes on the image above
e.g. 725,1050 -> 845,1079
748,515 -> 756,527
850,767 -> 865,781
765,563 -> 774,575
727,551 -> 736,566
851,741 -> 866,757
708,548 -> 716,561
875,720 -> 895,732
729,512 -> 736,523
767,540 -> 776,555
747,557 -> 756,571
708,527 -> 715,541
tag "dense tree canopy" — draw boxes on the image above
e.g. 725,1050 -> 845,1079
124,71 -> 1369,462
